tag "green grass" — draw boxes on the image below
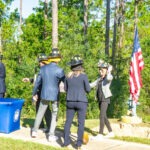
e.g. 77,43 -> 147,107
0,137 -> 67,150
114,136 -> 150,145
20,117 -> 100,134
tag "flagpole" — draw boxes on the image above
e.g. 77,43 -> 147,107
134,0 -> 138,31
131,0 -> 138,116
122,0 -> 143,123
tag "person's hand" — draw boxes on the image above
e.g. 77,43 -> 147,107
59,82 -> 65,93
33,95 -> 38,101
32,95 -> 38,105
22,78 -> 30,82
107,65 -> 113,73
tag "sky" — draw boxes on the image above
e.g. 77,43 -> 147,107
10,0 -> 41,18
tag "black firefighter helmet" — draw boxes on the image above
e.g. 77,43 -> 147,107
37,53 -> 48,63
68,55 -> 83,71
48,48 -> 61,58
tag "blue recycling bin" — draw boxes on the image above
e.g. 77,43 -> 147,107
0,98 -> 24,134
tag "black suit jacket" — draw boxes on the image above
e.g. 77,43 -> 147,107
0,62 -> 6,93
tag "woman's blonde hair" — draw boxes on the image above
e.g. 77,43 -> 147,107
67,70 -> 84,78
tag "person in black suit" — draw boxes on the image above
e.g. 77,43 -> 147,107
0,56 -> 6,98
63,55 -> 91,150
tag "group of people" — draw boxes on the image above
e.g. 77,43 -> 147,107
24,48 -> 114,150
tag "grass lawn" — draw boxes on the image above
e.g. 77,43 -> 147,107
114,136 -> 150,145
0,137 -> 67,150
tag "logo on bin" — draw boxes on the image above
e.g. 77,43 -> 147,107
14,109 -> 20,122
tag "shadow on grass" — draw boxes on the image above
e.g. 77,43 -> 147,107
21,118 -> 34,128
72,121 -> 98,136
21,117 -> 98,136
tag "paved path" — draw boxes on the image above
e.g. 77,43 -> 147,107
0,126 -> 150,150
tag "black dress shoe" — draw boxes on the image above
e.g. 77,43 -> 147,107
77,147 -> 81,150
62,144 -> 72,148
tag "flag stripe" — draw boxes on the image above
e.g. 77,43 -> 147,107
129,27 -> 144,102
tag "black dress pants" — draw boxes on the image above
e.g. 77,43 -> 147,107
99,101 -> 112,134
64,101 -> 87,147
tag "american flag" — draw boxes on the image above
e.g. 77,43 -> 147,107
129,27 -> 144,102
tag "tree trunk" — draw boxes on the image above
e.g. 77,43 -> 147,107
18,0 -> 22,44
44,0 -> 48,39
105,0 -> 110,56
84,0 -> 88,49
52,0 -> 58,48
19,0 -> 22,35
116,0 -> 125,79
20,0 -> 22,25
118,0 -> 125,50
112,0 -> 119,64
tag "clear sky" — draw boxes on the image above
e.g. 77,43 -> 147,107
10,0 -> 41,18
